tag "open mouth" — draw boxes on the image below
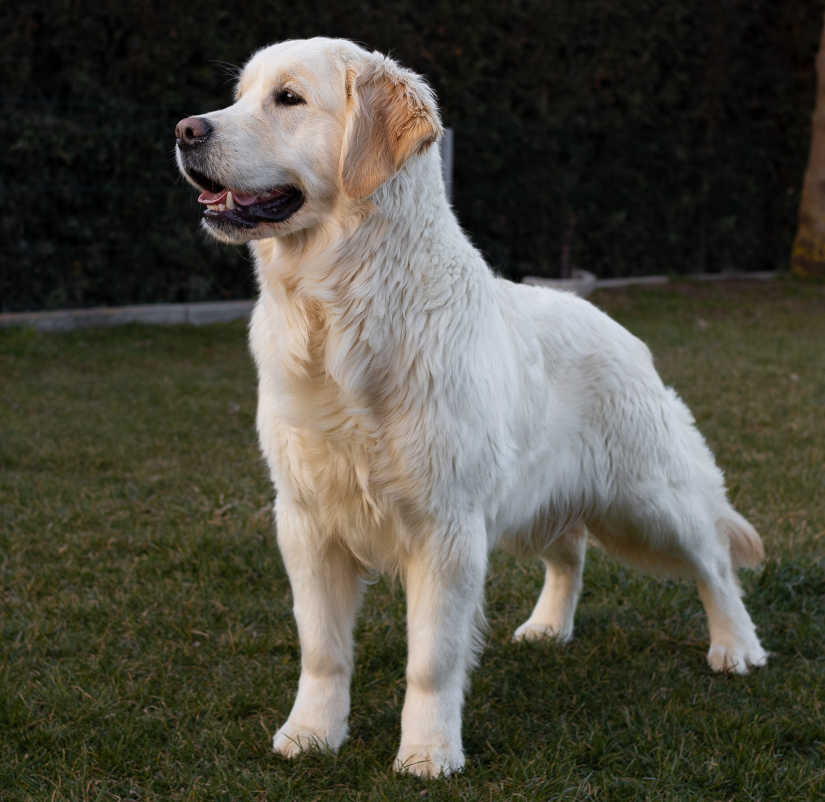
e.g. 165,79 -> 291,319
188,169 -> 304,228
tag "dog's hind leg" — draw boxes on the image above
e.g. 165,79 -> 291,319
513,521 -> 587,644
591,501 -> 767,674
695,513 -> 767,674
696,570 -> 767,674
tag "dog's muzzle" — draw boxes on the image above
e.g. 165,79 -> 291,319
175,115 -> 305,229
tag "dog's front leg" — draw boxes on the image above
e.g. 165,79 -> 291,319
272,500 -> 363,758
395,518 -> 487,778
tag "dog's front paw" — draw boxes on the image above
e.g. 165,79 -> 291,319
394,743 -> 465,778
513,617 -> 574,644
272,720 -> 347,759
707,637 -> 768,675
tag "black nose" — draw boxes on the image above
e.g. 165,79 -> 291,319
175,116 -> 213,148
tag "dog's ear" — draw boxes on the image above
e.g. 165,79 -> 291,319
341,57 -> 442,199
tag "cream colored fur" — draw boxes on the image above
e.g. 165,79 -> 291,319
175,37 -> 767,778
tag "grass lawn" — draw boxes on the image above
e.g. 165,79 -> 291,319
1,279 -> 824,800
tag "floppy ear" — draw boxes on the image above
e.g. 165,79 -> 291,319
341,58 -> 443,199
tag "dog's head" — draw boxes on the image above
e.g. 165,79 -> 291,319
175,37 -> 442,244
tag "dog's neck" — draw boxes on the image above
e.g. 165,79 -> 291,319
249,145 -> 490,403
253,144 -> 485,324
252,145 -> 452,286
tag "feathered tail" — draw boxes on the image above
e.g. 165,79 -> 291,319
719,509 -> 765,569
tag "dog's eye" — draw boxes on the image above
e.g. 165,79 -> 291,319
275,88 -> 305,106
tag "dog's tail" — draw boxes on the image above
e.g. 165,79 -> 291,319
718,509 -> 765,569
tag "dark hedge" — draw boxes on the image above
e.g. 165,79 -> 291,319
1,0 -> 820,312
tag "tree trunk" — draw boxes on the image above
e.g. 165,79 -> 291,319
792,13 -> 825,279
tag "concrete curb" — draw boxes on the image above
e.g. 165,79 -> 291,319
526,270 -> 780,294
0,300 -> 255,332
0,271 -> 780,332
597,270 -> 780,287
522,269 -> 599,296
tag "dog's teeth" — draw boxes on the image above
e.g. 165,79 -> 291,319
226,192 -> 235,210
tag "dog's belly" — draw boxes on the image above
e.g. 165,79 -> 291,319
487,451 -> 595,553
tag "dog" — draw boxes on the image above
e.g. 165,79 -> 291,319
175,37 -> 767,777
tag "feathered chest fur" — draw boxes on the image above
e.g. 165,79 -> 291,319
250,288 -> 420,558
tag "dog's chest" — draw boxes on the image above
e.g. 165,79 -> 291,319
272,378 -> 411,567
284,368 -> 380,494
253,299 -> 410,539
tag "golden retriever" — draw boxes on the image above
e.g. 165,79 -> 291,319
175,37 -> 766,777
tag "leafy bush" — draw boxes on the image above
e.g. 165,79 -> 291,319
1,0 -> 820,311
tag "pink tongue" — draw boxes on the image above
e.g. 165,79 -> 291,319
197,189 -> 227,204
196,188 -> 284,206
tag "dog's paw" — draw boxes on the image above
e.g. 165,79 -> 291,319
707,638 -> 768,675
394,743 -> 465,778
272,722 -> 345,759
513,618 -> 573,645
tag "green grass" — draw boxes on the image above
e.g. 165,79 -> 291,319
1,279 -> 824,800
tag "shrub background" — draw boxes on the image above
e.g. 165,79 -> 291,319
1,0 -> 820,312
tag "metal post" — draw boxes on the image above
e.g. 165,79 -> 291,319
439,127 -> 454,204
